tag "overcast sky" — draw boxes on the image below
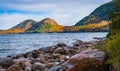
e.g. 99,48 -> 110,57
0,0 -> 112,30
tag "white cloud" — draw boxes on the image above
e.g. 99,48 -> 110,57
0,4 -> 97,30
0,14 -> 46,30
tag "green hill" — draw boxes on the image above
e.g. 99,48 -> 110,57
0,19 -> 37,34
75,1 -> 114,26
26,18 -> 64,33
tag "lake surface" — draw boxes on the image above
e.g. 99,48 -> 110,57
0,32 -> 108,57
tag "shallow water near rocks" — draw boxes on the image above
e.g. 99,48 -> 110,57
0,32 -> 108,57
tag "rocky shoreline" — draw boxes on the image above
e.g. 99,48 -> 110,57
0,39 -> 110,71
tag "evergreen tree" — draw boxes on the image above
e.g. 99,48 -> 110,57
105,0 -> 120,71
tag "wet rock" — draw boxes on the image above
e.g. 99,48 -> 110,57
32,62 -> 46,71
62,47 -> 71,54
52,53 -> 61,59
65,56 -> 70,59
0,66 -> 3,69
13,58 -> 31,63
53,47 -> 65,54
24,61 -> 32,67
32,51 -> 39,58
93,37 -> 105,40
25,53 -> 33,58
39,53 -> 52,60
73,40 -> 83,46
45,53 -> 52,58
0,57 -> 14,67
43,68 -> 49,71
24,66 -> 31,71
40,46 -> 53,53
62,48 -> 109,71
59,55 -> 70,63
24,52 -> 31,57
76,45 -> 89,53
46,62 -> 55,68
34,54 -> 52,63
49,65 -> 62,71
46,62 -> 60,68
0,69 -> 6,71
48,59 -> 58,63
54,62 -> 60,65
58,56 -> 64,63
6,62 -> 24,71
57,43 -> 67,47
35,57 -> 45,63
15,54 -> 24,59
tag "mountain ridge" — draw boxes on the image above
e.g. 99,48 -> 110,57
0,19 -> 37,34
0,1 -> 113,34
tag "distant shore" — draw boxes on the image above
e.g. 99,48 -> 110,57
0,31 -> 108,35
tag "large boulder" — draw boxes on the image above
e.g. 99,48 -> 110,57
0,57 -> 14,67
62,48 -> 109,71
